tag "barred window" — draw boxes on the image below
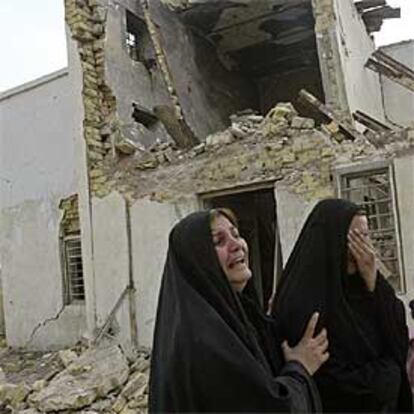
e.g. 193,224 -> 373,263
337,164 -> 404,292
63,235 -> 85,303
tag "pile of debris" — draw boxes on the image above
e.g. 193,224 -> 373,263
0,344 -> 150,414
104,91 -> 414,203
130,100 -> 397,173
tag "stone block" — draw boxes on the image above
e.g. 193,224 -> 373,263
291,116 -> 315,129
112,396 -> 127,413
282,150 -> 295,164
0,382 -> 30,407
268,103 -> 298,122
116,138 -> 138,155
120,372 -> 148,400
31,345 -> 129,412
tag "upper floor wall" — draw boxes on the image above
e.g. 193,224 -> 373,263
332,0 -> 386,121
381,40 -> 414,127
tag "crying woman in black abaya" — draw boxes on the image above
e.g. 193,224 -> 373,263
271,199 -> 412,412
149,208 -> 329,413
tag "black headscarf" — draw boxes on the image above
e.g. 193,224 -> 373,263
149,211 -> 320,412
272,198 -> 412,412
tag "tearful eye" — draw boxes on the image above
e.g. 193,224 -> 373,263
213,237 -> 224,247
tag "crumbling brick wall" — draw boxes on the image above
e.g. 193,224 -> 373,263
65,0 -> 119,198
59,194 -> 81,235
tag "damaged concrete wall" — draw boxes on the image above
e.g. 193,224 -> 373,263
0,69 -> 86,349
332,0 -> 385,121
148,0 -> 258,140
381,40 -> 414,127
104,0 -> 173,147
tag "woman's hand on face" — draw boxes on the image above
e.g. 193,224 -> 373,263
347,229 -> 377,292
282,312 -> 329,375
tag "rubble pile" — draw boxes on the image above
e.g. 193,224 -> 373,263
0,345 -> 150,414
99,101 -> 413,203
131,102 -> 372,172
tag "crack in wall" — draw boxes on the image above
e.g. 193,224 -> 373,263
25,305 -> 66,347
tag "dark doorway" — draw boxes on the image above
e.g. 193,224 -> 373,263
205,188 -> 282,309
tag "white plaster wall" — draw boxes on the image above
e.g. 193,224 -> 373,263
333,0 -> 385,121
0,68 -> 86,349
381,41 -> 414,127
274,184 -> 317,266
130,198 -> 197,348
394,154 -> 414,331
92,192 -> 132,349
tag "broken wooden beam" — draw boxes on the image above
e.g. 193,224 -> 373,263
153,105 -> 199,149
366,49 -> 414,93
355,1 -> 400,33
132,102 -> 158,128
353,110 -> 393,133
298,89 -> 358,141
93,286 -> 130,346
355,0 -> 385,13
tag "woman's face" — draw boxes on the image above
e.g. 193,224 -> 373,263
347,214 -> 369,274
211,214 -> 252,291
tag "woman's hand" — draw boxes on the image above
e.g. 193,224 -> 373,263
282,312 -> 329,375
347,229 -> 377,292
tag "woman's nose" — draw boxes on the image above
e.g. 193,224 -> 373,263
228,236 -> 242,251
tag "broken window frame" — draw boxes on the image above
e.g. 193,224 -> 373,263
334,160 -> 406,293
61,234 -> 85,304
125,9 -> 147,63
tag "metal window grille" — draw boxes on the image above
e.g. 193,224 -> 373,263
63,236 -> 85,303
338,166 -> 405,292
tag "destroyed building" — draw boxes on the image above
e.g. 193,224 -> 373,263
1,0 -> 414,359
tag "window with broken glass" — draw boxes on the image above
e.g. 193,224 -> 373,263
337,165 -> 404,292
63,235 -> 85,303
125,10 -> 147,62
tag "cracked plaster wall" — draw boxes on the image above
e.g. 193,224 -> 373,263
0,70 -> 86,349
380,40 -> 414,127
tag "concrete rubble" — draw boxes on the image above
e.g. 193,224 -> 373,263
102,101 -> 413,204
0,344 -> 150,413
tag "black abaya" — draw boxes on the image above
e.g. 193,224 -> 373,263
271,199 -> 412,412
149,211 -> 321,413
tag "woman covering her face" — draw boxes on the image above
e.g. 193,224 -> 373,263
271,198 -> 412,412
149,209 -> 328,413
